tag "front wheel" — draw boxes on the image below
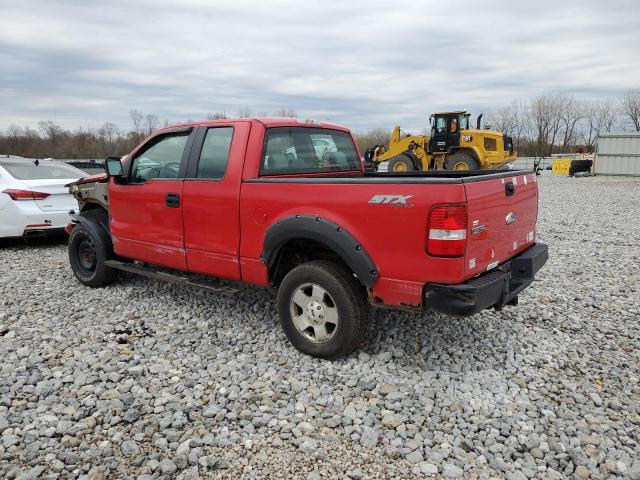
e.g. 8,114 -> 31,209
445,153 -> 479,171
277,261 -> 369,359
388,154 -> 418,172
68,219 -> 117,287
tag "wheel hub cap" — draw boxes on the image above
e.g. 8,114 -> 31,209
290,283 -> 338,344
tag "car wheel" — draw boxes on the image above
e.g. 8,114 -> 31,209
277,260 -> 369,359
445,153 -> 479,171
68,218 -> 116,287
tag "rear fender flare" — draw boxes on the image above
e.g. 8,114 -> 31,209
261,215 -> 379,288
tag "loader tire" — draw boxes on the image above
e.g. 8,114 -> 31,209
445,153 -> 479,171
388,154 -> 418,172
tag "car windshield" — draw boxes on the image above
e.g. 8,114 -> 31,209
261,127 -> 360,175
2,162 -> 85,180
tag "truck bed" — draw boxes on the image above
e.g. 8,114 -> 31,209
241,169 -> 539,307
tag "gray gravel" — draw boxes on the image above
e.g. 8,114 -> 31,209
1,174 -> 639,479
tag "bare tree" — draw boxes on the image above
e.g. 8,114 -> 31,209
144,114 -> 160,135
353,128 -> 391,153
98,122 -> 120,144
37,120 -> 63,156
559,95 -> 584,151
130,109 -> 144,135
274,108 -> 298,118
531,95 -> 554,157
3,124 -> 25,154
622,89 -> 640,131
581,99 -> 617,151
207,112 -> 228,120
237,107 -> 252,118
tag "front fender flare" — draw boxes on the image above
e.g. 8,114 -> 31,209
260,215 -> 379,288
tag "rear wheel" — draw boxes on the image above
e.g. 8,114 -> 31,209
277,261 -> 368,359
388,154 -> 418,172
68,217 -> 116,287
445,153 -> 479,171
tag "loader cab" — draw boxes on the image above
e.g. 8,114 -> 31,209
430,111 -> 470,153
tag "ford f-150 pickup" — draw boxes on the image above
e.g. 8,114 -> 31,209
66,118 -> 548,359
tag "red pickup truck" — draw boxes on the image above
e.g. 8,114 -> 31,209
67,118 -> 547,359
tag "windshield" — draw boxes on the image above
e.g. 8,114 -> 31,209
261,127 -> 360,175
2,162 -> 85,180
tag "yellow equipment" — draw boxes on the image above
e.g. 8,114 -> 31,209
552,158 -> 572,176
368,111 -> 517,172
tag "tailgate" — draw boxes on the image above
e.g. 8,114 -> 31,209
21,179 -> 79,212
464,172 -> 538,279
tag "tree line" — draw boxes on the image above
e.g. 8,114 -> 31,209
0,108 -> 298,160
1,91 -> 639,160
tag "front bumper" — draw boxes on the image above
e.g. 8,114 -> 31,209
424,243 -> 548,316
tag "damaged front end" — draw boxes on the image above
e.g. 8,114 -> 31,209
65,173 -> 110,233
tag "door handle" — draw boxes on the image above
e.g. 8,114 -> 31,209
505,182 -> 515,196
166,193 -> 180,208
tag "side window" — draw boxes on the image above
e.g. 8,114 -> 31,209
131,132 -> 189,182
435,117 -> 446,134
196,127 -> 233,179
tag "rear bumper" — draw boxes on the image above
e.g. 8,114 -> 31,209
0,201 -> 75,238
423,243 -> 548,316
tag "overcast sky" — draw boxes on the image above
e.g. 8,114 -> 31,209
1,0 -> 639,133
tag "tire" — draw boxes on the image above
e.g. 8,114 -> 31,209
68,215 -> 117,288
277,260 -> 369,359
445,153 -> 479,171
363,146 -> 380,173
388,154 -> 418,172
569,159 -> 593,176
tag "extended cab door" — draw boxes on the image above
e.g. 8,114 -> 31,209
181,122 -> 251,280
110,128 -> 195,270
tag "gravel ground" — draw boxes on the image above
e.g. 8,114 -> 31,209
1,175 -> 639,480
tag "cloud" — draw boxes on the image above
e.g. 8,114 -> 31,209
1,0 -> 638,133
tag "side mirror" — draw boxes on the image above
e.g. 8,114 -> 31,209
105,157 -> 123,177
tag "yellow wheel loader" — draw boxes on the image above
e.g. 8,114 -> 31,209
366,111 -> 517,172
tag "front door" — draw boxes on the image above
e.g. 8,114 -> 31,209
182,123 -> 249,280
110,128 -> 194,270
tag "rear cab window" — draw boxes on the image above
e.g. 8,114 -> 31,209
1,162 -> 85,180
260,127 -> 361,176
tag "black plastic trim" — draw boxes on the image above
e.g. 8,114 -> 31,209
424,243 -> 548,316
261,215 -> 379,288
245,170 -> 532,185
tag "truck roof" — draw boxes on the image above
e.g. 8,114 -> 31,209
154,117 -> 351,135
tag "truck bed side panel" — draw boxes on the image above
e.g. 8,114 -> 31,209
239,181 -> 468,306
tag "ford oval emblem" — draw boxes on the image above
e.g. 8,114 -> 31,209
505,212 -> 517,225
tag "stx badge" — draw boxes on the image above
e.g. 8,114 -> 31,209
368,194 -> 413,205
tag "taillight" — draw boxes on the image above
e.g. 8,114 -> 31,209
427,205 -> 467,257
2,189 -> 50,201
